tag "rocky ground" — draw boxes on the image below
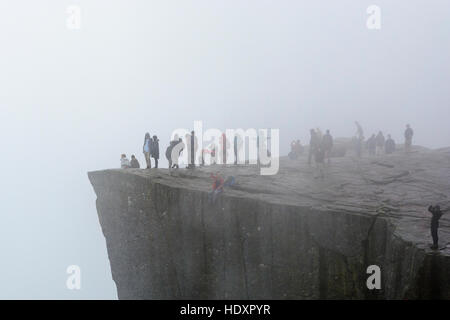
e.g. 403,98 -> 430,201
128,148 -> 450,254
89,146 -> 450,299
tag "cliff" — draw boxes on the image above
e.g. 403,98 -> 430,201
88,149 -> 450,299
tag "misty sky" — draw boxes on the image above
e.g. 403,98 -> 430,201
1,1 -> 449,299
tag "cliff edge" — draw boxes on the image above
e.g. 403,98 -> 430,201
88,149 -> 450,299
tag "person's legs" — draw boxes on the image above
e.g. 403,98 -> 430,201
145,152 -> 151,168
154,158 -> 158,168
431,227 -> 438,248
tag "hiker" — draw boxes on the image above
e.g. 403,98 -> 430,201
366,134 -> 376,156
308,129 -> 319,165
150,135 -> 159,168
428,205 -> 444,249
314,147 -> 325,179
208,172 -> 224,204
143,132 -> 152,169
322,130 -> 333,163
375,131 -> 385,156
120,154 -> 130,169
220,133 -> 228,164
404,124 -> 414,152
165,135 -> 179,169
187,131 -> 198,168
385,134 -> 396,154
355,121 -> 364,141
130,155 -> 140,168
210,143 -> 217,165
170,138 -> 184,169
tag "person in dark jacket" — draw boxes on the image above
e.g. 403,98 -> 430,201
130,155 -> 140,168
188,131 -> 198,168
322,130 -> 333,164
150,135 -> 159,168
404,124 -> 414,152
428,205 -> 444,249
385,134 -> 396,154
375,131 -> 385,156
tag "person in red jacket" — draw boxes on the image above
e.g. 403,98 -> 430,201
209,173 -> 224,203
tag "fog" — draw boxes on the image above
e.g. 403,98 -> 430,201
0,1 -> 449,298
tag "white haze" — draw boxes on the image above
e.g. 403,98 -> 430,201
0,1 -> 449,298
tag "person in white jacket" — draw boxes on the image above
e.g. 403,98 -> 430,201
120,154 -> 130,169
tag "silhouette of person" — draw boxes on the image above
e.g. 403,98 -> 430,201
375,131 -> 385,156
308,129 -> 319,165
151,135 -> 159,168
322,130 -> 333,164
130,155 -> 140,168
385,134 -> 396,154
143,132 -> 152,168
428,205 -> 444,249
404,124 -> 414,152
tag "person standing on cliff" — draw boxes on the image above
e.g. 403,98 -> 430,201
143,132 -> 152,169
366,134 -> 376,156
428,205 -> 444,250
375,131 -> 385,156
321,130 -> 333,164
385,134 -> 396,154
188,130 -> 198,168
404,124 -> 414,152
355,121 -> 364,141
150,135 -> 159,168
308,129 -> 319,165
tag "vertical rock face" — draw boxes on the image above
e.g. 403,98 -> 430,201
88,153 -> 450,299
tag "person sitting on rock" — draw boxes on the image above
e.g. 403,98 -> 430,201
385,134 -> 396,154
428,205 -> 444,250
130,155 -> 140,168
208,173 -> 224,204
120,154 -> 131,169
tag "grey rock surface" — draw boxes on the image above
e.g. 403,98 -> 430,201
88,148 -> 450,299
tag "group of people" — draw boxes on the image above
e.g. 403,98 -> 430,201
306,129 -> 334,178
288,140 -> 304,160
120,133 -> 160,169
365,132 -> 396,156
353,122 -> 414,157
